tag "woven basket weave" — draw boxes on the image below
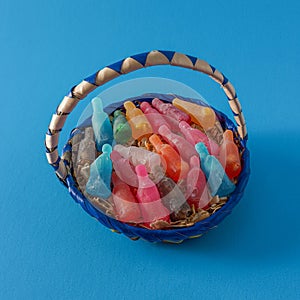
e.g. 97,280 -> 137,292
45,50 -> 250,243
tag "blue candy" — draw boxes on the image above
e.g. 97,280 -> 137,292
91,96 -> 113,151
195,142 -> 209,162
86,144 -> 112,199
195,142 -> 235,197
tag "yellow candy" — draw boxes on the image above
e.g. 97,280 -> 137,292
124,101 -> 153,140
172,98 -> 216,129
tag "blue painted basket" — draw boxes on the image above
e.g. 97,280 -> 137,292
45,50 -> 250,243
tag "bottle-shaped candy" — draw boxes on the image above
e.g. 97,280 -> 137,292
172,97 -> 216,130
179,121 -> 219,156
152,98 -> 191,123
140,102 -> 171,133
195,142 -> 210,163
219,130 -> 241,180
124,101 -> 152,140
149,134 -> 189,182
112,110 -> 132,145
77,127 -> 96,162
150,166 -> 192,222
204,119 -> 224,145
135,164 -> 170,224
73,127 -> 97,188
185,156 -> 211,210
111,172 -> 142,223
110,150 -> 138,187
195,142 -> 235,197
114,144 -> 162,175
86,144 -> 113,199
91,97 -> 113,151
158,125 -> 197,163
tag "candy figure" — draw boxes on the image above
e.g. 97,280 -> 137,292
77,127 -> 96,163
172,97 -> 216,130
110,150 -> 138,187
151,166 -> 192,222
219,130 -> 241,180
185,156 -> 211,209
149,134 -> 189,182
179,121 -> 219,156
195,142 -> 235,197
204,120 -> 224,145
140,101 -> 170,133
124,101 -> 153,140
158,125 -> 197,163
195,142 -> 210,163
74,127 -> 97,184
111,173 -> 141,223
152,98 -> 191,123
91,96 -> 113,151
135,164 -> 170,224
114,144 -> 162,175
112,110 -> 132,145
86,144 -> 112,199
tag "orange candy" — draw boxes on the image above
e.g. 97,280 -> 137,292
219,130 -> 241,180
149,134 -> 189,182
172,97 -> 216,130
124,101 -> 153,140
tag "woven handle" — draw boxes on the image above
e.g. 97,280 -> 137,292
45,50 -> 247,181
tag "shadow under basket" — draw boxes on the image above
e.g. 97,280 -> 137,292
45,50 -> 250,243
61,93 -> 250,244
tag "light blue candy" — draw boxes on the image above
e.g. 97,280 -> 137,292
91,96 -> 113,151
195,142 -> 209,163
86,144 -> 112,199
203,155 -> 236,197
195,142 -> 235,197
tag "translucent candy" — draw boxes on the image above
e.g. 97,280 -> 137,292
195,142 -> 210,162
86,144 -> 113,199
112,110 -> 132,145
151,166 -> 192,222
172,97 -> 216,130
185,156 -> 211,209
77,127 -> 96,162
179,121 -> 219,156
110,150 -> 138,187
91,97 -> 113,151
152,98 -> 191,123
114,144 -> 162,175
73,127 -> 97,189
219,130 -> 242,180
149,134 -> 189,182
158,125 -> 198,163
140,101 -> 171,133
195,142 -> 235,197
124,101 -> 152,140
135,164 -> 170,224
111,173 -> 142,223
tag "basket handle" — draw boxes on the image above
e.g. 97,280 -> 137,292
45,50 -> 247,181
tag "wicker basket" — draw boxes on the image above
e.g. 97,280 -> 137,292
45,50 -> 250,243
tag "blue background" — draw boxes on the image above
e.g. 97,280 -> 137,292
1,1 -> 299,299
